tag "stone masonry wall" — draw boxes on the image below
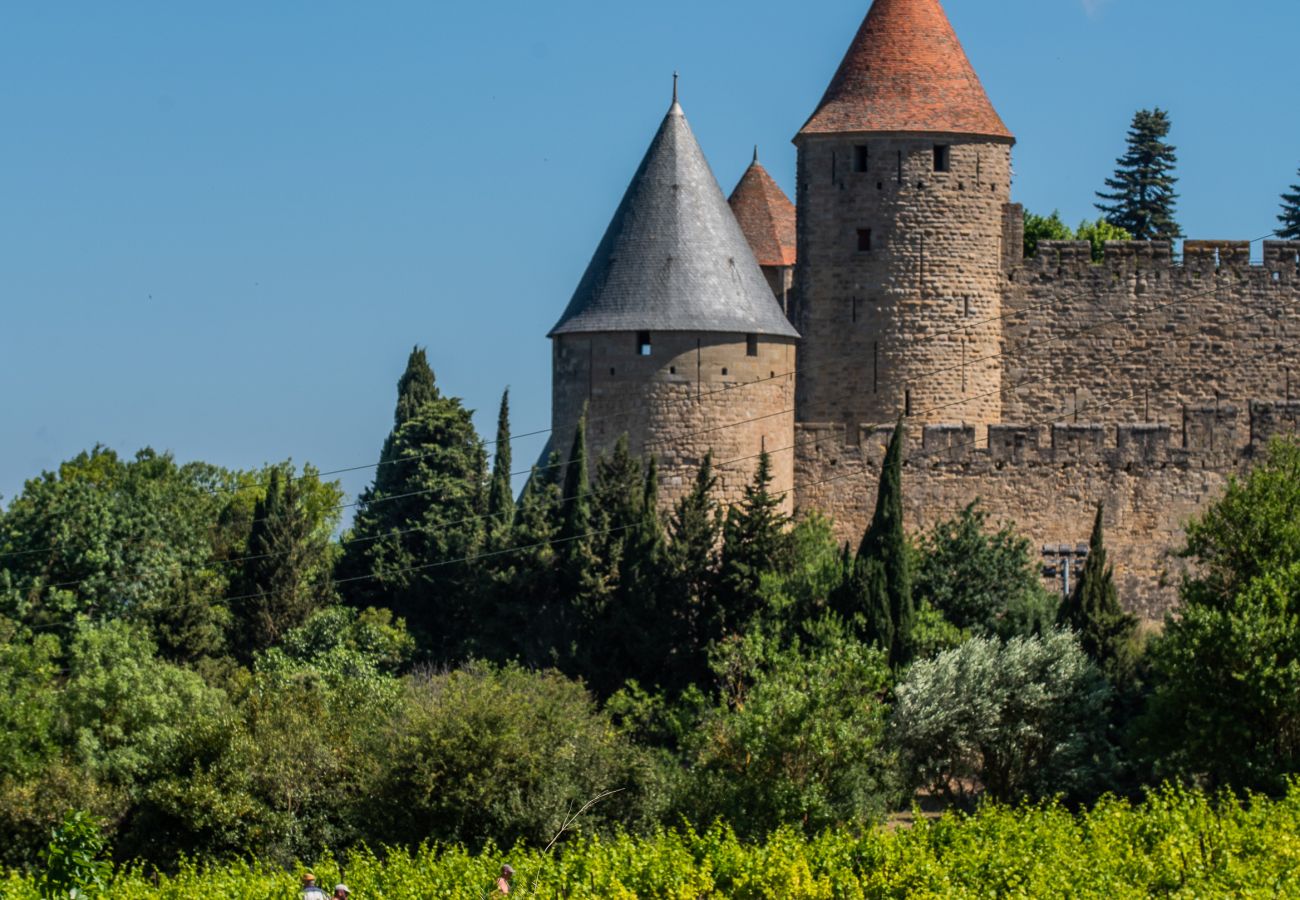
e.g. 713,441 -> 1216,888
1002,240 -> 1300,436
792,134 -> 1013,432
793,401 -> 1300,619
553,331 -> 797,512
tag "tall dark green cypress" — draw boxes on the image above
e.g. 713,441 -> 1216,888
485,389 -> 514,550
664,452 -> 722,688
339,347 -> 487,660
231,466 -> 333,660
500,453 -> 563,666
1278,168 -> 1300,240
717,451 -> 793,633
1058,503 -> 1138,685
1095,108 -> 1182,241
839,422 -> 913,665
556,411 -> 608,667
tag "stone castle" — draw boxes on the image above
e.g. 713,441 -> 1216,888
546,0 -> 1300,617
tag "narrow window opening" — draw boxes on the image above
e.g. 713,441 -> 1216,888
746,334 -> 758,357
851,298 -> 859,323
873,342 -> 879,393
609,367 -> 616,376
830,150 -> 836,184
669,366 -> 676,374
853,145 -> 869,173
896,150 -> 903,182
721,367 -> 729,376
636,331 -> 652,356
1273,271 -> 1282,283
905,389 -> 913,417
877,181 -> 883,190
933,144 -> 950,172
964,297 -> 972,316
857,228 -> 873,253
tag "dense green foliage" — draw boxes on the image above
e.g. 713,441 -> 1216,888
1023,209 -> 1132,260
6,785 -> 1300,898
5,343 -> 1300,885
1096,108 -> 1182,241
1278,167 -> 1300,240
1142,438 -> 1300,792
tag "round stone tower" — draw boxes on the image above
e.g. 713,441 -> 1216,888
792,0 -> 1015,434
550,92 -> 800,509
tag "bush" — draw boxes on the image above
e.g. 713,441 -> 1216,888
892,631 -> 1115,804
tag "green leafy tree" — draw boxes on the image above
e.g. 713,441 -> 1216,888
1141,439 -> 1300,791
38,810 -> 110,900
1075,216 -> 1132,262
717,451 -> 794,635
1023,209 -> 1072,258
485,389 -> 515,551
916,500 -> 1057,639
1096,108 -> 1182,241
229,466 -> 337,660
892,631 -> 1115,804
681,625 -> 898,837
1278,168 -> 1300,240
835,423 -> 914,665
1057,504 -> 1139,686
339,347 -> 487,659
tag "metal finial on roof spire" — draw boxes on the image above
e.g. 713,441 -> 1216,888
672,71 -> 679,103
753,145 -> 759,164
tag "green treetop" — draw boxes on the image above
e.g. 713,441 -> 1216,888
1278,168 -> 1300,240
1056,504 -> 1138,687
485,389 -> 514,550
1096,108 -> 1182,241
717,451 -> 794,635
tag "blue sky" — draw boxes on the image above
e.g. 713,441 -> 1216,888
3,0 -> 1298,513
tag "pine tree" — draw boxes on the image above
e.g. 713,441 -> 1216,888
231,466 -> 334,659
1279,168 -> 1300,240
339,347 -> 487,659
837,422 -> 913,665
1095,108 -> 1182,242
717,451 -> 794,633
1057,503 -> 1138,686
485,389 -> 514,550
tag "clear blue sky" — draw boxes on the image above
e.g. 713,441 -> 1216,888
3,0 -> 1298,513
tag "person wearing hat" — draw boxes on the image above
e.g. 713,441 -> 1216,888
494,864 -> 514,895
300,873 -> 327,900
332,885 -> 350,899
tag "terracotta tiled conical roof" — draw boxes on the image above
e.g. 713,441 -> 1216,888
550,99 -> 798,339
729,151 -> 797,267
799,0 -> 1012,140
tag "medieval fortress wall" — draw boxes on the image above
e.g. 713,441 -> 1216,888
794,241 -> 1300,617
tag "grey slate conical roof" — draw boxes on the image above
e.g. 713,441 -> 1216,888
549,100 -> 799,339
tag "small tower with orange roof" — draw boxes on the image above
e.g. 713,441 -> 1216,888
729,148 -> 798,317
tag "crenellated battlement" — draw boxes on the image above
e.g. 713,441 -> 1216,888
1017,239 -> 1300,282
793,400 -> 1300,472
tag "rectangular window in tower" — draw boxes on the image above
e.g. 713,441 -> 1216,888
637,331 -> 652,356
746,334 -> 758,356
934,144 -> 951,172
853,145 -> 869,172
905,390 -> 913,417
857,229 -> 873,252
896,150 -> 903,182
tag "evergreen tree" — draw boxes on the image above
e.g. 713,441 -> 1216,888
1057,503 -> 1138,686
717,451 -> 794,633
1278,168 -> 1300,240
485,389 -> 514,550
231,466 -> 335,660
339,347 -> 487,660
663,453 -> 723,689
555,412 -> 609,668
498,454 -> 564,666
835,422 -> 914,665
1095,108 -> 1182,241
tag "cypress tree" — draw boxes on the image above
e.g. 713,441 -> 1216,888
231,466 -> 334,659
838,422 -> 913,665
1058,503 -> 1138,685
339,347 -> 487,660
555,411 -> 609,669
1278,168 -> 1300,240
485,389 -> 514,550
664,452 -> 723,688
717,451 -> 794,633
1095,108 -> 1182,241
500,453 -> 563,666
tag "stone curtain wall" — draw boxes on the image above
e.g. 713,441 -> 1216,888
793,402 -> 1300,618
792,134 -> 1013,431
552,331 -> 797,511
1001,240 -> 1300,436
